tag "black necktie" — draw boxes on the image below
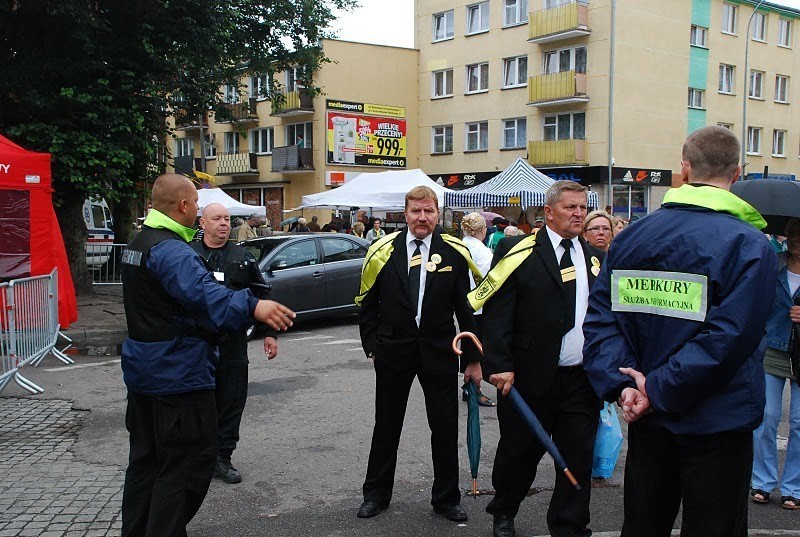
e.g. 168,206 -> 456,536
408,239 -> 423,315
560,238 -> 576,333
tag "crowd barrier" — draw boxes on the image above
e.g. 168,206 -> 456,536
0,268 -> 73,395
88,243 -> 126,285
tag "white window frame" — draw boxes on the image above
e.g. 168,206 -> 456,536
250,127 -> 274,155
286,122 -> 313,149
722,3 -> 737,35
751,11 -> 767,42
467,2 -> 490,35
432,69 -> 454,98
204,134 -> 216,159
719,64 -> 735,94
717,122 -> 734,130
775,75 -> 790,103
747,126 -> 762,155
749,69 -> 764,99
779,18 -> 792,47
466,62 -> 489,94
502,118 -> 527,149
249,74 -> 269,100
432,125 -> 454,154
690,25 -> 708,47
223,132 -> 240,154
503,0 -> 528,27
688,88 -> 705,109
542,112 -> 586,141
773,129 -> 787,157
503,56 -> 528,88
223,84 -> 239,104
175,137 -> 193,157
286,66 -> 305,92
433,10 -> 455,42
543,46 -> 587,75
465,121 -> 489,151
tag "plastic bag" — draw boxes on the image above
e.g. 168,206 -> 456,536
592,401 -> 624,479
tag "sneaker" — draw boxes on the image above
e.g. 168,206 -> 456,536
215,459 -> 242,484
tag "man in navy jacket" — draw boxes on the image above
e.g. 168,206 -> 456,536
583,126 -> 777,537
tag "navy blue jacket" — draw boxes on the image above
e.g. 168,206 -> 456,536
583,185 -> 777,434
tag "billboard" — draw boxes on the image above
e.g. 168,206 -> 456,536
326,100 -> 407,168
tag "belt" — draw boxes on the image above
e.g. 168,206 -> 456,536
557,365 -> 584,374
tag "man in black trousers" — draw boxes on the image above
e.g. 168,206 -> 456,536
355,185 -> 482,522
476,180 -> 603,537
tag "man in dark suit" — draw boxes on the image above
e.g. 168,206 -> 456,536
480,180 -> 603,537
356,185 -> 482,522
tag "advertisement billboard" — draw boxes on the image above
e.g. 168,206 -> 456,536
326,100 -> 407,168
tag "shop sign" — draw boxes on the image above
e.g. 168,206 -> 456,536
325,100 -> 407,168
429,171 -> 496,190
508,196 -> 521,205
614,168 -> 669,185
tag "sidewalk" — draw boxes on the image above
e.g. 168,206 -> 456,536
62,287 -> 127,350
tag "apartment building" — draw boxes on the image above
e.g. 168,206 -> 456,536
416,0 -> 800,220
171,39 -> 419,227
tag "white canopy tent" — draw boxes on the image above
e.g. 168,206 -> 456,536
296,168 -> 454,211
196,188 -> 266,217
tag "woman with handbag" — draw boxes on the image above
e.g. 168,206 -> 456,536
752,218 -> 800,510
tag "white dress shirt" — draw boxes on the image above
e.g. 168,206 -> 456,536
463,235 -> 493,315
545,226 -> 589,367
406,232 -> 432,326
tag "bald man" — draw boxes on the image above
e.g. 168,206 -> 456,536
120,175 -> 294,537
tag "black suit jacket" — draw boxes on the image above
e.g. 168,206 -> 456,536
359,229 -> 480,374
481,231 -> 604,397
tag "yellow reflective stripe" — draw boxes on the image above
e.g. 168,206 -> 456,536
440,234 -> 484,285
354,231 -> 401,306
467,235 -> 538,310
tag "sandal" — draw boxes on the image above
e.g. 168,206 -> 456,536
782,496 -> 800,510
751,489 -> 770,504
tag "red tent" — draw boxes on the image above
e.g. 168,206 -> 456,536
0,134 -> 78,328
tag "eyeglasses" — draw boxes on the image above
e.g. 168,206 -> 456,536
585,226 -> 612,233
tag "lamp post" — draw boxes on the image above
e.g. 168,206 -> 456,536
741,0 -> 767,178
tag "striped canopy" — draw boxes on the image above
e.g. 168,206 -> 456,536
444,158 -> 598,208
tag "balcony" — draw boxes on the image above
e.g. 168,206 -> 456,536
271,145 -> 314,173
174,109 -> 208,130
528,1 -> 590,44
528,139 -> 588,167
215,98 -> 259,123
216,151 -> 258,175
528,70 -> 588,107
270,90 -> 314,117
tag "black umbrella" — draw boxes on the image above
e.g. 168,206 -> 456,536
731,179 -> 800,235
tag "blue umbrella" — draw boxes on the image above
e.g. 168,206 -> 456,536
452,332 -> 581,491
462,380 -> 481,497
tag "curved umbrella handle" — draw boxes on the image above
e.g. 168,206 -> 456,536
452,331 -> 483,356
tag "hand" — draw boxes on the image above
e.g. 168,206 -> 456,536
263,337 -> 278,360
254,300 -> 295,332
619,367 -> 648,399
790,305 -> 800,324
463,362 -> 483,387
618,387 -> 651,424
489,372 -> 514,396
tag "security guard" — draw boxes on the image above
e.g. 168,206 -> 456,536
192,203 -> 277,484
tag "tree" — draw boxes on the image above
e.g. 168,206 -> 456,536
0,0 -> 355,293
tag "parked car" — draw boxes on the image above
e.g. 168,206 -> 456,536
239,233 -> 370,322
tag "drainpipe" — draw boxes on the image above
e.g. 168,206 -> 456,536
741,0 -> 767,178
198,113 -> 207,173
607,0 -> 617,209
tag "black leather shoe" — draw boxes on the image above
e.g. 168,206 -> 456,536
493,514 -> 516,537
357,500 -> 388,518
214,459 -> 242,484
434,504 -> 468,522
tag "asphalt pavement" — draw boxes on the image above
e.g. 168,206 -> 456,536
0,290 -> 799,536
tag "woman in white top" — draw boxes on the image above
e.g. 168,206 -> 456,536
460,212 -> 496,407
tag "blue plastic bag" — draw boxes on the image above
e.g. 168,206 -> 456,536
592,401 -> 624,479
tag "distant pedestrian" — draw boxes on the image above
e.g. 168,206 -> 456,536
365,218 -> 385,242
232,213 -> 259,242
351,222 -> 365,238
583,210 -> 614,252
307,215 -> 321,232
487,219 -> 509,251
296,217 -> 310,232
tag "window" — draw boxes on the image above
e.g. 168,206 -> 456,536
175,138 -> 193,157
287,122 -> 313,148
775,75 -> 790,103
223,132 -> 239,153
432,69 -> 454,98
223,84 -> 239,104
504,0 -> 528,26
719,64 -> 735,94
690,25 -> 708,47
286,66 -> 305,92
749,70 -> 764,99
466,63 -> 489,93
543,112 -> 585,141
432,125 -> 454,154
321,238 -> 366,263
752,12 -> 766,41
773,129 -> 787,156
502,118 -> 527,149
272,240 -> 318,270
249,74 -> 269,100
717,122 -> 734,130
466,121 -> 489,151
747,126 -> 762,154
543,46 -> 587,74
503,56 -> 528,88
779,19 -> 792,47
467,2 -> 490,34
250,127 -> 274,154
433,10 -> 455,41
204,134 -> 216,159
688,88 -> 705,109
722,3 -> 737,34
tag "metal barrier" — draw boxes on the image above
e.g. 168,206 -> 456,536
88,243 -> 126,285
0,268 -> 73,395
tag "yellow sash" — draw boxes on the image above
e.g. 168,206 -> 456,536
467,234 -> 538,311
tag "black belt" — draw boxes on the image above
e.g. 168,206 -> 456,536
557,365 -> 584,374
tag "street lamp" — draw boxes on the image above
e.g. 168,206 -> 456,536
741,0 -> 767,178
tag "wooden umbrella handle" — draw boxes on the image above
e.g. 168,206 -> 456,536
452,331 -> 483,356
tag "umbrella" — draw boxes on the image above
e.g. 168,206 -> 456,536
731,179 -> 800,235
280,216 -> 299,226
452,332 -> 581,491
478,211 -> 503,226
461,380 -> 481,497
